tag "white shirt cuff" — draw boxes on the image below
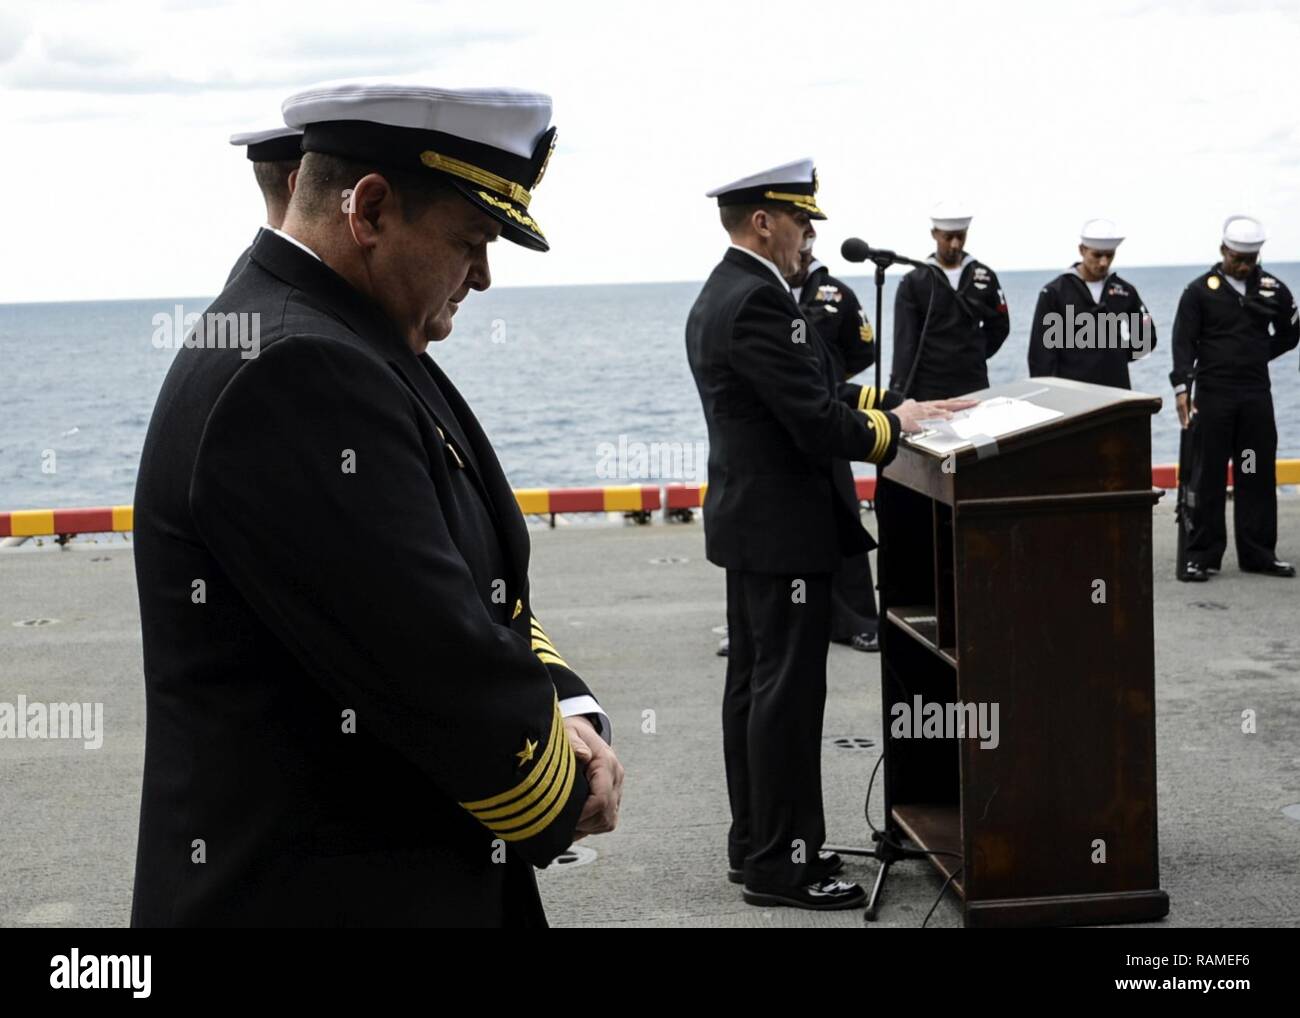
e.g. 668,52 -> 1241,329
559,695 -> 612,743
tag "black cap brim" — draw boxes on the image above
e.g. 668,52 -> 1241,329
450,179 -> 548,252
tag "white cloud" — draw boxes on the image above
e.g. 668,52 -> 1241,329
2,0 -> 1299,301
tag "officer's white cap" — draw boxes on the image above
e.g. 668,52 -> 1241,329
930,200 -> 972,231
229,126 -> 300,148
1222,214 -> 1266,253
1080,218 -> 1124,250
280,82 -> 558,251
706,158 -> 825,219
282,83 -> 553,158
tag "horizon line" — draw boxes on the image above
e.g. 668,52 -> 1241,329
4,258 -> 1299,307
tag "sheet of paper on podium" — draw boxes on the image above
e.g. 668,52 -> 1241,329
905,394 -> 1064,455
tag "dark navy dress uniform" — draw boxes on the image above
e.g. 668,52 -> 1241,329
686,245 -> 900,891
891,256 -> 1010,401
795,262 -> 883,640
1171,263 -> 1299,570
132,236 -> 603,923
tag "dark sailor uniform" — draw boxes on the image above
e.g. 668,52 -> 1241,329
1171,263 -> 1299,570
1028,267 -> 1156,389
132,84 -> 603,927
687,233 -> 901,890
794,262 -> 882,640
891,255 -> 1010,400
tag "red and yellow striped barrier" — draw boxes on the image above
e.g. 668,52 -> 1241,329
512,484 -> 661,516
4,462 -> 1299,538
0,505 -> 133,538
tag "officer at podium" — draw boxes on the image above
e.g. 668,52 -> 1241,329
685,158 -> 970,910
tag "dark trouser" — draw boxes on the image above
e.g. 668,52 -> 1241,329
724,569 -> 831,888
1187,386 -> 1280,571
830,551 -> 878,641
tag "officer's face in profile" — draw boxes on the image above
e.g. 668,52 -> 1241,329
379,186 -> 500,350
1220,245 -> 1258,280
1077,244 -> 1115,281
931,228 -> 967,267
762,208 -> 814,278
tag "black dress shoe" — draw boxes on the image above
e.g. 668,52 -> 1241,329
1246,560 -> 1297,577
728,850 -> 843,884
848,632 -> 879,653
742,877 -> 866,911
1179,563 -> 1209,582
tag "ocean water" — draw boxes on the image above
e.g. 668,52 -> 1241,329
2,262 -> 1299,510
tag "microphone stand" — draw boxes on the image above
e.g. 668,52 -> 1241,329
832,241 -> 939,923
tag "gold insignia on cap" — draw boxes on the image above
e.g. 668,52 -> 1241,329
533,131 -> 556,189
420,150 -> 532,208
1208,275 -> 1221,290
516,737 -> 538,767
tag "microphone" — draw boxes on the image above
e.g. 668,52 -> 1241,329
841,237 -> 922,267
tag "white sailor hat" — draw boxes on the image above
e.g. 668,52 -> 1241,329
229,126 -> 303,163
706,158 -> 826,219
1222,214 -> 1266,254
1080,218 -> 1124,250
930,200 -> 972,232
282,82 -> 558,252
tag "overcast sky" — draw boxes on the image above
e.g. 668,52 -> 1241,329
3,0 -> 1299,302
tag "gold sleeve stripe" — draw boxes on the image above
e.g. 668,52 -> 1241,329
865,409 -> 891,462
497,741 -> 576,842
856,386 -> 878,411
530,617 -> 570,668
460,706 -> 563,814
536,650 -> 569,668
859,322 -> 874,344
491,738 -> 574,842
473,717 -> 568,823
531,635 -> 560,655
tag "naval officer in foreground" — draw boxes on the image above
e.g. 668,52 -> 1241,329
685,159 -> 971,909
132,82 -> 622,927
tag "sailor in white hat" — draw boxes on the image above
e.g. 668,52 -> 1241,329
890,200 -> 1010,400
1027,217 -> 1156,389
226,125 -> 303,284
131,82 -> 621,928
1169,214 -> 1300,581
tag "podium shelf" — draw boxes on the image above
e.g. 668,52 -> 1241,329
885,606 -> 958,667
892,804 -> 964,897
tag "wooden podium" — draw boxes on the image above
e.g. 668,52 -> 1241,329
874,377 -> 1170,927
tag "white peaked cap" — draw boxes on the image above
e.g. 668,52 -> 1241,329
282,83 -> 553,157
229,126 -> 300,147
